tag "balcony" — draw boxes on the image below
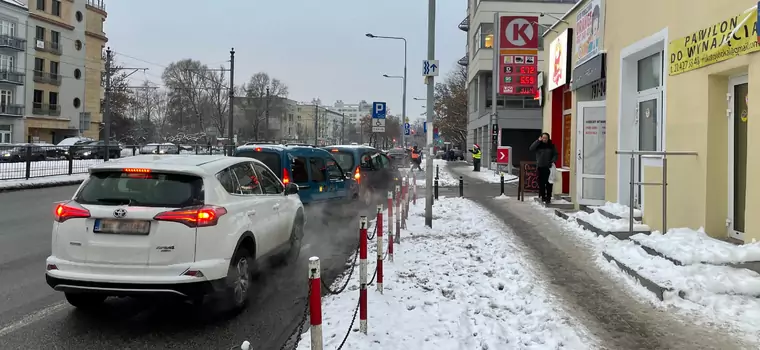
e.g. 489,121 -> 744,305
458,17 -> 469,31
34,40 -> 62,55
33,71 -> 62,86
0,69 -> 24,85
87,0 -> 106,11
32,103 -> 61,116
0,104 -> 24,116
457,55 -> 469,67
0,34 -> 25,51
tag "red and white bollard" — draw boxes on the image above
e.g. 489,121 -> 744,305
359,216 -> 368,334
400,178 -> 407,229
387,191 -> 394,262
412,171 -> 417,204
308,257 -> 323,350
395,185 -> 401,244
376,205 -> 384,293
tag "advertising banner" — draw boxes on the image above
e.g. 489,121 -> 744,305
668,7 -> 759,75
574,0 -> 603,65
548,29 -> 572,91
497,16 -> 539,95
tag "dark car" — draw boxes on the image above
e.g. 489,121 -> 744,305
322,145 -> 401,205
235,144 -> 357,207
0,143 -> 48,162
386,147 -> 411,169
74,141 -> 122,159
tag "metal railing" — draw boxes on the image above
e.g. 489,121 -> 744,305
0,69 -> 25,84
33,71 -> 62,85
87,0 -> 106,11
0,34 -> 25,51
615,150 -> 699,234
34,40 -> 62,55
31,103 -> 61,116
0,104 -> 24,116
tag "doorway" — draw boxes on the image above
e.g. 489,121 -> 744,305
576,101 -> 606,205
728,75 -> 748,240
635,92 -> 661,208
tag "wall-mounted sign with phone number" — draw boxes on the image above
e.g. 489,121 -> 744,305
500,54 -> 538,95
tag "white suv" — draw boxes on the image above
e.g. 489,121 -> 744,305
45,155 -> 305,310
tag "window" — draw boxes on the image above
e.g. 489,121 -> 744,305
52,0 -> 61,16
50,61 -> 58,75
309,157 -> 326,182
331,152 -> 354,172
74,40 -> 82,50
75,171 -> 205,208
51,30 -> 60,46
33,90 -> 43,107
637,52 -> 661,92
36,0 -> 44,11
325,159 -> 344,179
35,26 -> 44,41
360,152 -> 376,169
0,20 -> 16,36
291,156 -> 309,183
48,91 -> 58,106
216,168 -> 238,194
253,163 -> 284,194
34,58 -> 44,73
0,55 -> 13,71
75,11 -> 83,22
477,23 -> 493,49
230,163 -> 261,195
74,68 -> 81,79
374,154 -> 390,169
73,97 -> 81,108
0,124 -> 10,143
538,26 -> 546,51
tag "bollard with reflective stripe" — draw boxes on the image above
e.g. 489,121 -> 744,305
401,178 -> 407,229
412,171 -> 417,204
308,257 -> 323,350
388,191 -> 394,262
359,216 -> 368,334
376,205 -> 384,293
395,185 -> 401,244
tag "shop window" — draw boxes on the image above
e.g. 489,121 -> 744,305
637,52 -> 661,92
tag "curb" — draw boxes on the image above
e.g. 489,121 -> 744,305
601,251 -> 679,301
0,179 -> 85,193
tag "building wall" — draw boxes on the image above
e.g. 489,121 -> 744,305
83,0 -> 106,139
24,0 -> 85,142
604,0 -> 759,241
0,1 -> 28,143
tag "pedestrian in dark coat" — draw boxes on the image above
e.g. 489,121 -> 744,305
529,132 -> 558,204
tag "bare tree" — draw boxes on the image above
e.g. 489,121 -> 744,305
434,65 -> 468,147
162,59 -> 212,133
148,89 -> 170,141
201,66 -> 229,137
239,72 -> 289,140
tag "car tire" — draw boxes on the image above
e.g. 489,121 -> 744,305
65,293 -> 106,309
225,247 -> 254,310
273,214 -> 304,266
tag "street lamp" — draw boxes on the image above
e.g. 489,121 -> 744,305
413,97 -> 426,101
366,33 -> 407,147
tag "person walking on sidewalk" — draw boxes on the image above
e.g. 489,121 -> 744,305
529,133 -> 558,204
411,146 -> 423,171
469,144 -> 482,171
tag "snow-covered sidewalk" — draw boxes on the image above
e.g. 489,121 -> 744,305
534,200 -> 760,342
0,173 -> 87,190
451,166 -> 518,184
296,197 -> 597,349
406,159 -> 460,187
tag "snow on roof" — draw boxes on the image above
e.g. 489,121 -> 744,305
1,0 -> 28,9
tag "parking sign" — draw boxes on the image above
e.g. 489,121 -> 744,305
372,102 -> 386,119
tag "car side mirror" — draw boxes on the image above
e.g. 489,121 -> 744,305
284,183 -> 299,195
345,172 -> 352,179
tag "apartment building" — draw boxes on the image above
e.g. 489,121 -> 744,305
328,100 -> 371,126
83,0 -> 106,140
462,0 -> 576,168
23,0 -> 85,142
0,0 -> 28,143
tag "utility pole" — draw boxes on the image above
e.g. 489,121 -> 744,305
314,104 -> 319,146
341,113 -> 345,144
228,48 -> 235,155
424,0 -> 436,227
265,87 -> 270,142
103,48 -> 112,161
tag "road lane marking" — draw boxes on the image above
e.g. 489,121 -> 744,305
0,301 -> 69,338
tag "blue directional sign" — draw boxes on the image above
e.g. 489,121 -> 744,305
404,123 -> 411,135
371,102 -> 387,119
422,60 -> 439,76
423,122 -> 427,133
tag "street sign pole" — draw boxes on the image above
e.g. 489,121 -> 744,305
424,0 -> 435,228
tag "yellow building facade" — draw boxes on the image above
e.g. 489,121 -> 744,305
83,0 -> 107,139
541,0 -> 759,243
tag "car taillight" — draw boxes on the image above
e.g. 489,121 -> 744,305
282,168 -> 291,184
354,166 -> 361,183
153,206 -> 227,227
54,201 -> 90,222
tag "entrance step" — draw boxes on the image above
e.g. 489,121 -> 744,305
533,196 -> 574,210
597,207 -> 643,221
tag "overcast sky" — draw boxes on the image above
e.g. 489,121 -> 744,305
107,0 -> 466,122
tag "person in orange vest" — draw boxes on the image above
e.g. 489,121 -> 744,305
411,146 -> 423,171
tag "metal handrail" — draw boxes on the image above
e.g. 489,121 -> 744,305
614,150 -> 699,234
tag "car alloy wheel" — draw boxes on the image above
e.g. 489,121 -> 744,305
233,257 -> 250,305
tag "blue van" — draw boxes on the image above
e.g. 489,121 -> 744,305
234,144 -> 358,205
322,145 -> 401,205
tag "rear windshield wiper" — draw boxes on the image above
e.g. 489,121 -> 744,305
91,197 -> 136,206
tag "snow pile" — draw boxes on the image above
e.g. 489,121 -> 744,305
593,202 -> 642,218
0,173 -> 87,190
465,169 -> 518,184
630,228 -> 760,265
409,159 -> 460,187
554,207 -> 650,232
296,197 -> 596,349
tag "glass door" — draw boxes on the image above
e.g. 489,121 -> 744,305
576,101 -> 606,205
635,94 -> 661,208
0,89 -> 12,114
0,125 -> 11,143
728,75 -> 748,240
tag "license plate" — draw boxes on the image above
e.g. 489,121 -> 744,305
94,219 -> 150,235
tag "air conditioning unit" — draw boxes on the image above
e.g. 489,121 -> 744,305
36,40 -> 44,49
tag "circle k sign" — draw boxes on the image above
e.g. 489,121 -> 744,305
499,16 -> 539,49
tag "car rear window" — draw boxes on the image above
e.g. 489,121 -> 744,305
330,151 -> 355,171
236,150 -> 281,174
75,171 -> 204,208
